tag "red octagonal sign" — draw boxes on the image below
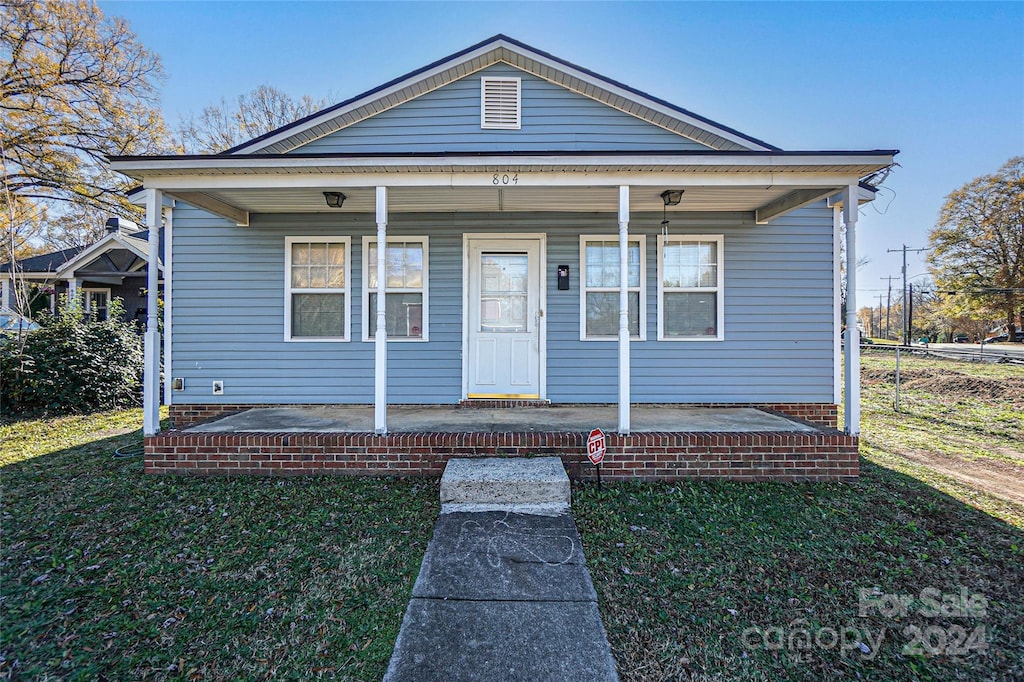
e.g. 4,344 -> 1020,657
587,428 -> 606,465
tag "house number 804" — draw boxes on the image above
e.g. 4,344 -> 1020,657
492,173 -> 519,185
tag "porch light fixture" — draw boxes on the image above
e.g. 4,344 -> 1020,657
322,191 -> 346,208
660,190 -> 684,206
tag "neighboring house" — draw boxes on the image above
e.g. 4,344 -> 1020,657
0,219 -> 162,325
110,35 -> 896,479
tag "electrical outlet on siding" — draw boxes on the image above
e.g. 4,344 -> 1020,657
212,381 -> 224,395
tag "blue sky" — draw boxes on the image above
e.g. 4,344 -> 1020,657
102,1 -> 1024,304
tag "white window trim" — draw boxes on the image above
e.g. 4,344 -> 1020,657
82,287 -> 111,318
284,236 -> 351,342
657,234 -> 725,342
579,234 -> 646,341
362,235 -> 429,342
480,76 -> 521,130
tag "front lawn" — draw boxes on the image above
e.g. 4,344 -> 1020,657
2,351 -> 1022,680
0,411 -> 437,680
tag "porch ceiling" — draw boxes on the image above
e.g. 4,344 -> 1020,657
174,185 -> 810,214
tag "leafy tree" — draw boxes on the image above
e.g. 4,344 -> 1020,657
175,84 -> 328,153
1,0 -> 168,238
928,157 -> 1024,341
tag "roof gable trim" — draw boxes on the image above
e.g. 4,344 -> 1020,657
230,36 -> 776,156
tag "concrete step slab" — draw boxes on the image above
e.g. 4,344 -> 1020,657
440,457 -> 570,514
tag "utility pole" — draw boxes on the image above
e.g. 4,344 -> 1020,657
886,244 -> 928,345
880,275 -> 897,340
877,293 -> 885,338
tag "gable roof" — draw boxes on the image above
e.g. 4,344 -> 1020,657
54,232 -> 155,278
1,245 -> 84,274
228,34 -> 778,156
1,231 -> 157,276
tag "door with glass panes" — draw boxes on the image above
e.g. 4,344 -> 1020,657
465,237 -> 542,398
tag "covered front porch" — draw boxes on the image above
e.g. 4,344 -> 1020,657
144,404 -> 858,482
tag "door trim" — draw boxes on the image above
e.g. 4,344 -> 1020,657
462,233 -> 547,401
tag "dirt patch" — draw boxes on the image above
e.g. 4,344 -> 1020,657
862,368 -> 1024,404
899,449 -> 1024,507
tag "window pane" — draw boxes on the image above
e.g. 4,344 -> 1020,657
367,244 -> 379,289
291,243 -> 309,265
663,292 -> 717,337
291,267 -> 309,288
328,243 -> 345,266
309,243 -> 327,265
368,292 -> 423,338
586,291 -> 640,337
292,293 -> 344,337
586,241 -> 640,288
401,244 -> 423,288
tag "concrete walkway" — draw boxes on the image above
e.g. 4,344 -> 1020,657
384,458 -> 619,681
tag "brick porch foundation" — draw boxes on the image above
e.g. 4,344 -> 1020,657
144,429 -> 859,482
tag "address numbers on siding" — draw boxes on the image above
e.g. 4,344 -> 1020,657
492,173 -> 519,185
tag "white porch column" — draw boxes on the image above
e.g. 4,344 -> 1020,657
143,189 -> 162,437
843,184 -> 860,436
1,276 -> 10,310
68,277 -> 79,305
374,186 -> 388,434
617,185 -> 631,434
162,206 -> 173,405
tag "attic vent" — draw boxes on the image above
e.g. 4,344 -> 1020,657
481,77 -> 521,130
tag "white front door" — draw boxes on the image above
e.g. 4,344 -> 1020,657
466,237 -> 543,399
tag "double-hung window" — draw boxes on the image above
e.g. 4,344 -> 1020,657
658,235 -> 724,340
285,237 -> 350,341
362,236 -> 428,341
580,235 -> 645,340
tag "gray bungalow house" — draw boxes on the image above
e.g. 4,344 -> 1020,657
110,35 -> 895,480
1,219 -> 161,325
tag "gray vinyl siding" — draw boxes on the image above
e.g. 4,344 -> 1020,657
170,202 -> 836,406
294,64 -> 712,154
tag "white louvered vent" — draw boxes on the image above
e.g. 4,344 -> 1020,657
481,77 -> 521,130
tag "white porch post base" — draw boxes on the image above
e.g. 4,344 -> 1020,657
617,185 -> 631,434
843,184 -> 860,436
143,330 -> 161,436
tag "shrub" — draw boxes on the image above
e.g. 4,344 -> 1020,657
0,299 -> 144,416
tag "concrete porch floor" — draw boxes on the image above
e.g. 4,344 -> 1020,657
187,405 -> 818,434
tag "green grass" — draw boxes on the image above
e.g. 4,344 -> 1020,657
576,351 -> 1024,681
1,411 -> 438,680
2,353 -> 1022,680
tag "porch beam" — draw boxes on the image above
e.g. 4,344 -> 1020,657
755,188 -> 837,224
618,185 -> 630,435
172,191 -> 249,226
143,189 -> 162,437
842,184 -> 860,436
374,186 -> 388,434
145,172 -> 873,192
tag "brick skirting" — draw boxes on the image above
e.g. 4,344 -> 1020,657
144,430 -> 859,482
168,402 -> 839,430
